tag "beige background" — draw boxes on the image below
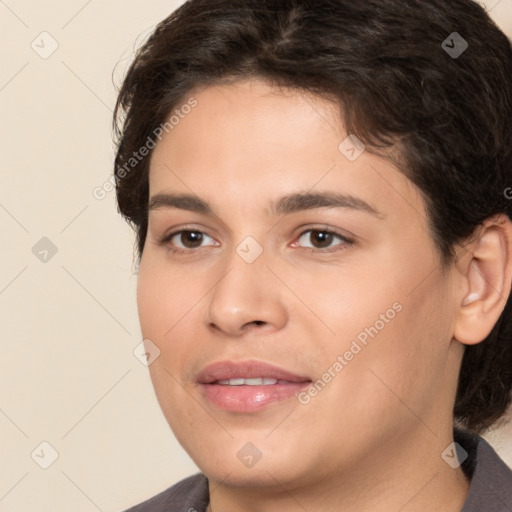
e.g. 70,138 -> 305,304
1,1 -> 511,510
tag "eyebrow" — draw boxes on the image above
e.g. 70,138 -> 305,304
148,191 -> 384,218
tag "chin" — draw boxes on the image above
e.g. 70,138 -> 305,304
179,430 -> 315,487
197,457 -> 302,488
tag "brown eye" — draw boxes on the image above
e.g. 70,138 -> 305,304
175,230 -> 204,248
309,230 -> 334,248
296,229 -> 352,252
159,229 -> 217,254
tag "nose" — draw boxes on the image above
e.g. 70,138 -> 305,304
205,249 -> 288,338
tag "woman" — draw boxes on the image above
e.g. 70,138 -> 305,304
113,0 -> 512,510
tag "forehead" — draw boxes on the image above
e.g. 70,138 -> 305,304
148,80 -> 425,224
151,79 -> 341,166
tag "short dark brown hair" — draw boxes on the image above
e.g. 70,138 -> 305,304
113,0 -> 512,433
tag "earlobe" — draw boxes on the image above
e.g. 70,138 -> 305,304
453,214 -> 512,346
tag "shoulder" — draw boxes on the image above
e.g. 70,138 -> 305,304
123,473 -> 209,512
457,428 -> 512,512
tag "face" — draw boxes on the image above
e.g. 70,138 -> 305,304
137,79 -> 463,489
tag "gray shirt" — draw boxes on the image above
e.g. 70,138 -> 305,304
124,428 -> 512,511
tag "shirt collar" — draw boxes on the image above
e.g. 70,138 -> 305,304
456,427 -> 512,511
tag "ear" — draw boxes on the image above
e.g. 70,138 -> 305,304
453,214 -> 512,345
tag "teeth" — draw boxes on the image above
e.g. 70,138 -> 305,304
227,378 -> 245,386
216,378 -> 279,386
244,377 -> 263,385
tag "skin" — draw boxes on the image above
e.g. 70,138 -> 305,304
137,79 -> 512,512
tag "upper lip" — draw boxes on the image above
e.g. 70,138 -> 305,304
197,360 -> 311,384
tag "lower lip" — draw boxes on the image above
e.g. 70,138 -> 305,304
201,382 -> 310,412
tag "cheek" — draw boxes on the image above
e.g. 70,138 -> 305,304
136,258 -> 204,405
136,261 -> 202,433
307,255 -> 453,415
136,255 -> 201,340
329,280 -> 453,421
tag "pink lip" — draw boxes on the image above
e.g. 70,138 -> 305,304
197,360 -> 311,413
197,360 -> 310,383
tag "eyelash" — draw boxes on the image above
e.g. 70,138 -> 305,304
157,226 -> 354,255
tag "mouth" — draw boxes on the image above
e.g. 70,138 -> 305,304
197,360 -> 312,413
215,378 -> 282,385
